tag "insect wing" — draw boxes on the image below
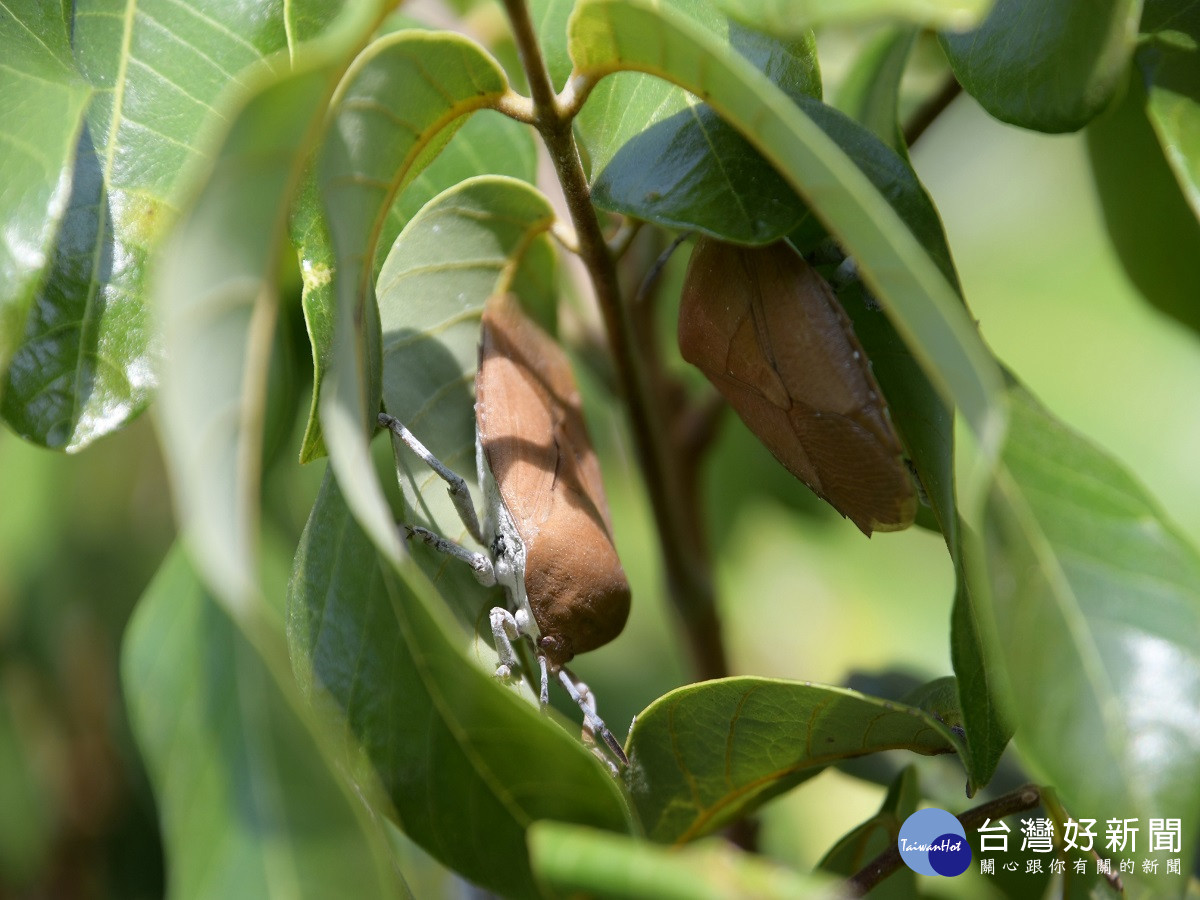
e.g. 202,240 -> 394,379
678,238 -> 916,535
476,294 -> 630,662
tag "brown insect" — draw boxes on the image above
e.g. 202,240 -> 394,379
678,237 -> 916,535
380,293 -> 630,765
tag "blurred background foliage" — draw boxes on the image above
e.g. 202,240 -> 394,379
2,16 -> 1198,900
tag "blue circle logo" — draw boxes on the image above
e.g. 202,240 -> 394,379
898,808 -> 971,877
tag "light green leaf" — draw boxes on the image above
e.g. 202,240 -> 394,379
316,30 -> 512,563
376,175 -> 557,623
624,677 -> 960,843
1138,1 -> 1200,219
155,26 -> 374,612
568,0 -> 1006,515
294,109 -> 536,463
834,26 -> 918,157
528,821 -> 838,899
124,546 -> 407,900
0,1 -> 91,403
716,0 -> 992,32
288,473 -> 633,900
575,0 -> 822,244
940,0 -> 1142,133
978,385 -> 1200,893
3,0 -> 346,450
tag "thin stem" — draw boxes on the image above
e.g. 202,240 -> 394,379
902,75 -> 962,148
846,784 -> 1042,896
500,0 -> 728,680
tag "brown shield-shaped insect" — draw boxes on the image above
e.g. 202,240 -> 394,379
476,293 -> 632,666
678,237 -> 916,535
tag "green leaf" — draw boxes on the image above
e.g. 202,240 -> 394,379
817,766 -> 920,898
1088,69 -> 1200,335
528,821 -> 837,899
0,1 -> 91,403
1138,1 -> 1200,219
834,27 -> 918,157
294,110 -> 536,464
3,0 -> 347,450
376,175 -> 557,623
624,677 -> 960,844
978,384 -> 1200,891
940,0 -> 1141,133
715,0 -> 992,32
575,0 -> 822,244
155,39 -> 371,610
287,473 -> 633,900
568,0 -> 1006,514
123,546 -> 407,900
316,30 -> 512,563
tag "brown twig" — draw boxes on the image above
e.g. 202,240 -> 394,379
499,0 -> 728,680
846,784 -> 1042,896
902,75 -> 962,148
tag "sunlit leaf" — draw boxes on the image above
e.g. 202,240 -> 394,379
288,473 -> 633,900
716,0 -> 992,32
3,0 -> 346,450
624,677 -> 960,843
977,384 -> 1200,893
528,821 -> 838,899
940,0 -> 1140,133
124,547 -> 407,900
0,1 -> 91,403
834,26 -> 917,157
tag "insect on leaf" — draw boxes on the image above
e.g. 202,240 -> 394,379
678,237 -> 916,535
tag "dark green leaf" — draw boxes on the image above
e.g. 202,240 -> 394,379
123,546 -> 407,900
625,677 -> 960,843
576,0 -> 822,244
977,384 -> 1200,893
940,0 -> 1140,133
376,176 -> 557,625
287,473 -> 633,900
0,1 -> 91,403
1088,70 -> 1200,341
528,821 -> 837,899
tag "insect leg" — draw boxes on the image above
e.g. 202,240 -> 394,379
378,412 -> 485,544
489,607 -> 523,679
403,525 -> 495,585
557,667 -> 628,767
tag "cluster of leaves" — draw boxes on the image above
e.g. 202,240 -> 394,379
3,0 -> 1199,897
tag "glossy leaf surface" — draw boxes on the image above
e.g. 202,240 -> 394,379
288,473 -> 633,900
716,0 -> 991,32
940,0 -> 1140,133
0,1 -> 91,401
979,385 -> 1200,892
624,677 -> 960,843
